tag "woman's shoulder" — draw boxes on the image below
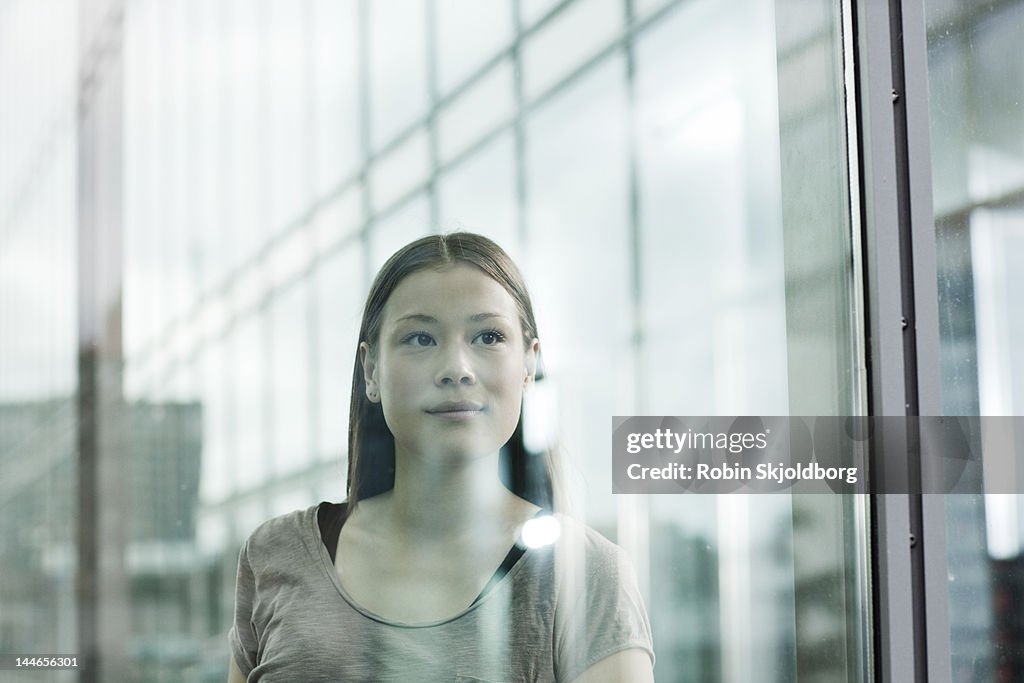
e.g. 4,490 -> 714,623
550,514 -> 625,555
540,513 -> 638,581
543,515 -> 655,679
239,504 -> 321,561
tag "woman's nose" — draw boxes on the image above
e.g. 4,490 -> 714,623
435,345 -> 476,386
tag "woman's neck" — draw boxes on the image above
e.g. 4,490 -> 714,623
378,447 -> 535,542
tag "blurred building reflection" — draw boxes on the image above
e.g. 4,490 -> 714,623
927,0 -> 1024,681
0,399 -> 200,681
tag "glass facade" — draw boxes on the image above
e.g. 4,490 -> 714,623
0,0 -> 1019,681
0,2 -> 79,683
925,0 -> 1024,680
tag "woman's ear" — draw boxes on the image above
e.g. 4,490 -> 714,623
524,338 -> 540,387
360,342 -> 380,402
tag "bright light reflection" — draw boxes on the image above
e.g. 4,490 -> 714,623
521,515 -> 560,548
985,494 -> 1022,560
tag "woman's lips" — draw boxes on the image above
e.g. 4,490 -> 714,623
427,401 -> 483,419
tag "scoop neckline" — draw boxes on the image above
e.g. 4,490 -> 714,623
310,502 -> 536,629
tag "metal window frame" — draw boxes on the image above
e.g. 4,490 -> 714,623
852,0 -> 951,681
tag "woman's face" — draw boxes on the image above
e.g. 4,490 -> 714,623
362,264 -> 539,464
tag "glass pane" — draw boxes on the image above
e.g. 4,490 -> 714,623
926,1 -> 1024,680
230,316 -> 270,492
522,0 -> 623,101
315,244 -> 364,463
199,340 -> 232,504
1,0 -> 868,679
525,57 -> 632,527
0,2 -> 79,673
520,0 -> 562,28
368,128 -> 430,213
636,2 -> 789,416
636,6 -> 790,678
368,194 -> 431,273
368,0 -> 429,151
123,0 -> 163,364
192,1 -> 230,295
227,0 -> 270,266
266,0 -> 311,231
437,59 -> 516,165
312,186 -> 364,253
270,280 -> 312,476
437,131 -> 519,255
311,0 -> 361,197
512,0 -> 865,681
436,0 -> 513,95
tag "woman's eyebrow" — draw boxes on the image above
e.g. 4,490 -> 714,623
467,312 -> 508,322
393,313 -> 438,325
392,312 -> 509,325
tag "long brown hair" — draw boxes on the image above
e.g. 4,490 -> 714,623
345,232 -> 556,517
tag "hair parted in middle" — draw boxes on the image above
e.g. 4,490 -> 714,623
345,232 -> 557,517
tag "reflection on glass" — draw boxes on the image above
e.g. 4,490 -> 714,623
632,0 -> 863,680
312,187 -> 364,253
315,245 -> 364,463
230,316 -> 269,492
0,3 -> 78,677
199,340 -> 232,503
369,128 -> 431,213
368,0 -> 428,151
266,0 -> 311,232
2,0 -> 868,679
520,0 -> 562,28
226,0 -> 270,265
522,0 -> 622,101
636,0 -> 789,416
927,1 -> 1024,680
369,195 -> 430,274
271,280 -> 311,476
526,57 -> 631,527
268,227 -> 314,290
310,0 -> 361,197
436,0 -> 513,94
437,132 -> 520,256
437,60 -> 516,164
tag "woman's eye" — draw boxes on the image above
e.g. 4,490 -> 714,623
476,330 -> 506,345
403,333 -> 435,347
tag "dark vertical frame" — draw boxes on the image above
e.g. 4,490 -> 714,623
853,0 -> 949,681
898,1 -> 953,679
76,2 -> 129,681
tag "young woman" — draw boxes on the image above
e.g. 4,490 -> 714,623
228,232 -> 654,682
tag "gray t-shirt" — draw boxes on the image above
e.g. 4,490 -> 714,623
229,504 -> 654,682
